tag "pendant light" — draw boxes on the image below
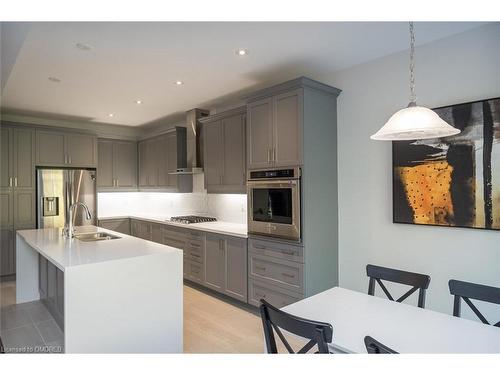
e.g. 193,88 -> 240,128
370,22 -> 460,141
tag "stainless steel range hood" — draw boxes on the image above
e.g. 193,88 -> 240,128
169,108 -> 209,175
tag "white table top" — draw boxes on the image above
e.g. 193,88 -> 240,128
282,287 -> 500,353
16,225 -> 182,271
99,215 -> 248,238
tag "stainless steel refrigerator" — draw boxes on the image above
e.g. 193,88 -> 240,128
36,168 -> 97,229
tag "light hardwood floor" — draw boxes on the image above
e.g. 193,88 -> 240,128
1,280 -> 302,353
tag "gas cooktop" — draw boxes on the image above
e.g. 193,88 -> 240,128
169,215 -> 217,224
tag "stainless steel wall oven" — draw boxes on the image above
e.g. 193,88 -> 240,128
247,167 -> 301,241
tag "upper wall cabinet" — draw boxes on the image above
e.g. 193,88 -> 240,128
1,127 -> 35,190
138,127 -> 191,192
97,139 -> 137,191
36,130 -> 97,167
201,106 -> 246,194
246,88 -> 303,170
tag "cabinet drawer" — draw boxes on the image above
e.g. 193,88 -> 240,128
186,261 -> 204,283
186,230 -> 203,241
248,279 -> 303,308
249,252 -> 304,293
163,226 -> 186,241
249,237 -> 304,263
163,235 -> 186,250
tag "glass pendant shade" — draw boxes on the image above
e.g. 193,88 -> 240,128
370,104 -> 460,141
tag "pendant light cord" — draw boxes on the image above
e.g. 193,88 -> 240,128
409,21 -> 417,105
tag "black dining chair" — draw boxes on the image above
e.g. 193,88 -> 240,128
449,279 -> 500,327
364,336 -> 398,354
366,264 -> 431,308
259,299 -> 333,354
0,335 -> 4,353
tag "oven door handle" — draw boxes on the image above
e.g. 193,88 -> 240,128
247,180 -> 298,187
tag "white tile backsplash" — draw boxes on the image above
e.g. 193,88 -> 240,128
98,191 -> 247,224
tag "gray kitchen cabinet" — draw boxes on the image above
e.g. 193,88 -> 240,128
246,98 -> 273,169
201,107 -> 246,194
38,254 -> 48,299
204,234 -> 225,292
273,89 -> 303,167
98,218 -> 130,235
0,126 -> 36,277
245,84 -> 304,169
65,133 -> 97,167
151,223 -> 163,243
36,131 -> 65,166
97,139 -> 114,189
224,236 -> 248,302
138,128 -> 189,192
40,257 -> 64,330
130,219 -> 151,240
1,128 -> 12,189
0,229 -> 14,276
36,130 -> 97,167
98,139 -> 137,191
204,233 -> 248,302
247,237 -> 305,307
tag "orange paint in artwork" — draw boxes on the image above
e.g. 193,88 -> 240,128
398,161 -> 454,225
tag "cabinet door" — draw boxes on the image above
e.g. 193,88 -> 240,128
224,236 -> 247,302
97,139 -> 114,189
114,141 -> 137,189
203,121 -> 223,189
138,141 -> 148,187
157,135 -> 169,188
47,261 -> 57,308
56,268 -> 64,329
247,98 -> 273,169
273,89 -> 303,167
14,189 -> 35,228
151,223 -> 163,243
38,254 -> 48,299
13,129 -> 35,189
1,128 -> 12,189
222,114 -> 246,192
0,229 -> 14,276
36,131 -> 65,166
204,234 -> 225,292
66,133 -> 97,167
99,218 -> 130,235
166,132 -> 178,188
0,190 -> 13,228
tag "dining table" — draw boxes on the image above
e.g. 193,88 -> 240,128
282,287 -> 500,353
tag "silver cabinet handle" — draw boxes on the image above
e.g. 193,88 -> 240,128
9,177 -> 12,187
272,148 -> 276,162
281,250 -> 295,255
254,244 -> 266,250
115,178 -> 118,187
281,272 -> 295,278
255,266 -> 266,272
14,177 -> 17,187
267,149 -> 271,163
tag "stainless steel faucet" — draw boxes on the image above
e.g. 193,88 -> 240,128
63,202 -> 92,239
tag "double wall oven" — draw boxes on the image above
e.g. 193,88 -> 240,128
247,167 -> 301,241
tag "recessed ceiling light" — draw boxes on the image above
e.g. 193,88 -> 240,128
135,100 -> 142,104
108,113 -> 114,117
48,76 -> 61,83
236,48 -> 248,56
175,80 -> 183,86
76,42 -> 93,51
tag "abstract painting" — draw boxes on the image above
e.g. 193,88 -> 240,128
393,97 -> 500,230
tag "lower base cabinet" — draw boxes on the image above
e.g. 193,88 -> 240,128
39,254 -> 64,330
98,218 -> 130,235
205,233 -> 247,303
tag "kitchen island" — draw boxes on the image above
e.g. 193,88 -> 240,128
16,225 -> 183,353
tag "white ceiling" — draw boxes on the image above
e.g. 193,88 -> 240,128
1,22 -> 486,127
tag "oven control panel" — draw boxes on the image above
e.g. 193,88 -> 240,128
249,168 -> 300,180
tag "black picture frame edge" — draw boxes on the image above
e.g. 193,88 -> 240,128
391,96 -> 500,232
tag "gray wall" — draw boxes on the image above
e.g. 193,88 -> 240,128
321,23 -> 500,318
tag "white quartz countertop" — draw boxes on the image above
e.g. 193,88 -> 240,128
99,215 -> 248,238
16,225 -> 183,271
